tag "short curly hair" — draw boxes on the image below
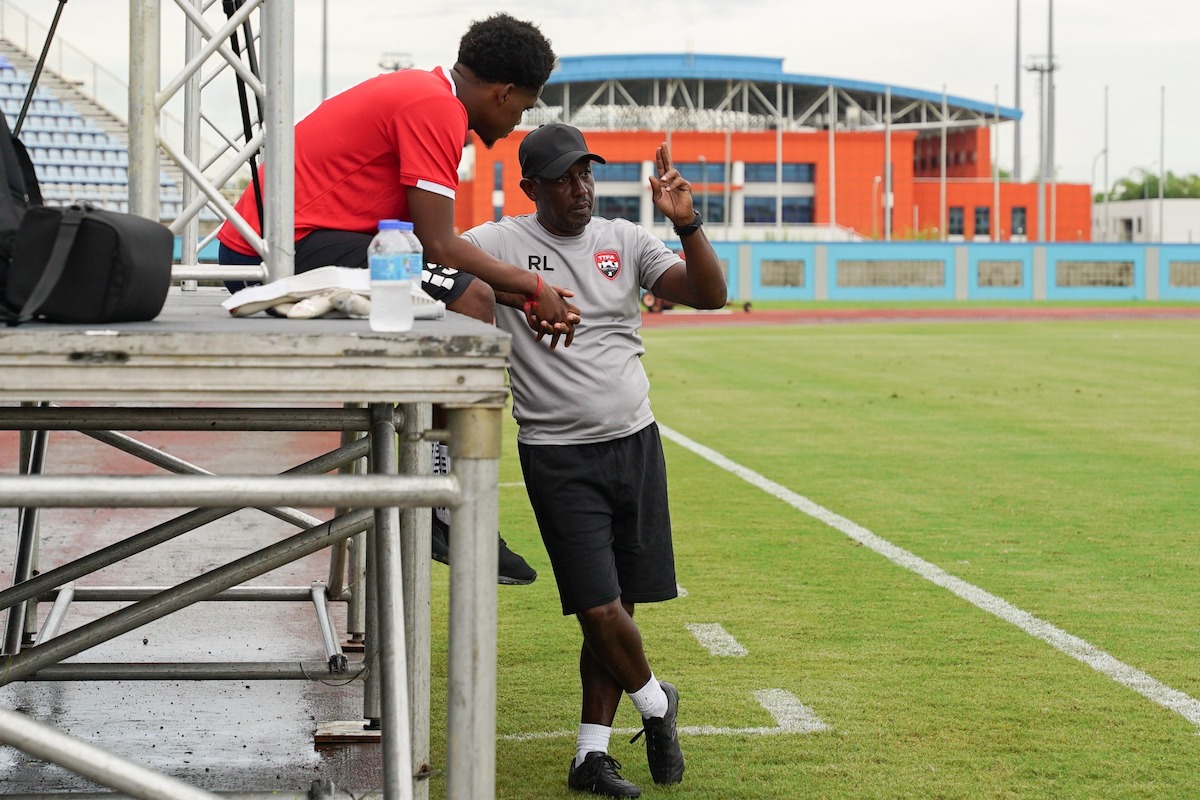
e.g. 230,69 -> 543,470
457,13 -> 556,91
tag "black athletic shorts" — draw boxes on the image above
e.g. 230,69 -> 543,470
217,229 -> 476,304
518,423 -> 678,616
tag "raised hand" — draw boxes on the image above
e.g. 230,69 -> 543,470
647,142 -> 696,228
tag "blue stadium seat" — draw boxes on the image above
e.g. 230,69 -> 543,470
6,68 -> 182,220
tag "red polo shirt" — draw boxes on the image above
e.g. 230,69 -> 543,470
217,66 -> 466,255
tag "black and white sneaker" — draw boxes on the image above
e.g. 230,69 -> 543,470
429,510 -> 537,585
568,752 -> 641,797
630,681 -> 684,785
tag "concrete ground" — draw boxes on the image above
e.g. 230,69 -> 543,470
0,423 -> 386,795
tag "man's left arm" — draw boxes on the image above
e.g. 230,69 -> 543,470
646,142 -> 728,309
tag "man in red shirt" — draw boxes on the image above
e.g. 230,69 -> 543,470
218,13 -> 568,584
217,12 -> 573,328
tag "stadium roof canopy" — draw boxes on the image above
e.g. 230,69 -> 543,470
530,53 -> 1021,134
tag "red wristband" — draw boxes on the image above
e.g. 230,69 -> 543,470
523,273 -> 543,313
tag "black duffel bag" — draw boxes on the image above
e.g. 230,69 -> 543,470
1,203 -> 174,326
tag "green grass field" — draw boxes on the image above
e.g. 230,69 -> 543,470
429,317 -> 1200,799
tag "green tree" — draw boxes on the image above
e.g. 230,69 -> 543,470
1098,170 -> 1200,201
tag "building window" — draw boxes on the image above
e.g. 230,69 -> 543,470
595,195 -> 641,221
786,163 -> 816,183
837,260 -> 944,287
948,206 -> 964,236
657,195 -> 727,226
1169,261 -> 1200,287
761,259 -> 806,287
1011,206 -> 1027,236
492,161 -> 504,221
1056,261 -> 1134,288
782,196 -> 814,223
693,195 -> 726,224
679,161 -> 726,183
974,206 -> 990,236
591,162 -> 642,182
743,196 -> 815,225
743,163 -> 815,183
977,260 -> 1024,287
744,197 -> 776,224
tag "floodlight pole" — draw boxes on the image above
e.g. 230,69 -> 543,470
1025,58 -> 1053,241
1091,147 -> 1106,240
993,85 -> 1000,242
1103,85 -> 1109,242
939,86 -> 947,241
321,0 -> 328,99
1047,0 -> 1056,243
872,175 -> 881,239
883,85 -> 892,241
1013,0 -> 1021,179
1159,85 -> 1165,243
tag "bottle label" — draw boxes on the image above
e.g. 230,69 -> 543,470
369,253 -> 422,282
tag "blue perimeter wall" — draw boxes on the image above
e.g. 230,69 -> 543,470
662,241 -> 1200,303
183,235 -> 1200,303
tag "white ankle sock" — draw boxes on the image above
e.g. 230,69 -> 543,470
627,674 -> 668,720
575,723 -> 612,767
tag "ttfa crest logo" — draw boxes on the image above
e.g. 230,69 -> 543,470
594,250 -> 621,280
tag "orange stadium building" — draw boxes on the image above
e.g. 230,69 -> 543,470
453,54 -> 1090,243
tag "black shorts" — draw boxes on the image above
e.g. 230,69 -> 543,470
217,229 -> 476,304
518,423 -> 677,616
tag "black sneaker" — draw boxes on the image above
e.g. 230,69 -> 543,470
497,536 -> 537,585
568,752 -> 641,797
431,511 -> 450,565
630,681 -> 684,785
429,511 -> 537,585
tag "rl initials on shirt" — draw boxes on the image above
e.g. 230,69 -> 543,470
527,255 -> 554,271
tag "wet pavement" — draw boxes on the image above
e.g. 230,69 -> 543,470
0,424 -> 385,795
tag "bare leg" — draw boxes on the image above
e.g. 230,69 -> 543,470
577,600 -> 649,725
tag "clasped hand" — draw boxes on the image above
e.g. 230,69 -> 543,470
525,282 -> 580,349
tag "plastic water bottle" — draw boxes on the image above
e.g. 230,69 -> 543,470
368,219 -> 422,332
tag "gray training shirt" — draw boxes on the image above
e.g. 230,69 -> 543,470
463,214 -> 680,445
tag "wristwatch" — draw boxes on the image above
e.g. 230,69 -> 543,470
672,212 -> 703,237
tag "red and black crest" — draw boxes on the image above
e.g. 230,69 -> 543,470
594,250 -> 621,280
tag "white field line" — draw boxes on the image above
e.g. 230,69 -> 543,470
499,481 -> 526,488
754,689 -> 831,733
499,689 -> 826,741
686,622 -> 748,657
658,424 -> 1200,730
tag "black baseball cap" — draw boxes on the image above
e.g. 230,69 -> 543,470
519,123 -> 606,179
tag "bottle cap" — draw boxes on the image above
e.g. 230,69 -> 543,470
378,219 -> 413,231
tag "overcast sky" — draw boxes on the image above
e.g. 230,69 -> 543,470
4,0 -> 1196,190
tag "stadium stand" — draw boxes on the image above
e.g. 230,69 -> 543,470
0,52 -> 194,222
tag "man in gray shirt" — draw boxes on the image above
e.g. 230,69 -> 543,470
464,123 -> 726,797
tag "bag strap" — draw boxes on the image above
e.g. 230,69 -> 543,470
11,134 -> 43,206
3,206 -> 84,326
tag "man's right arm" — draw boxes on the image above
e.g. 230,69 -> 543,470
407,186 -> 576,326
